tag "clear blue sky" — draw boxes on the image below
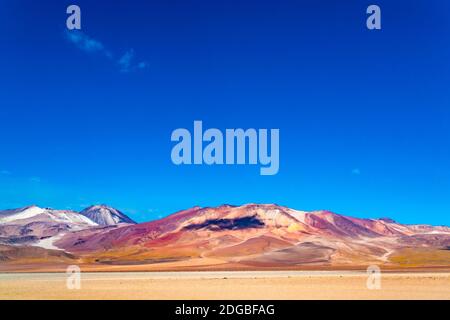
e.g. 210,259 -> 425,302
0,1 -> 449,225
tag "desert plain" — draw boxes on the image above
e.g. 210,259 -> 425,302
0,270 -> 449,300
1,204 -> 450,299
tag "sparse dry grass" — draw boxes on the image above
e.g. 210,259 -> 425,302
390,248 -> 450,267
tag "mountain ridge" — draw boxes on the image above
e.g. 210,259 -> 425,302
1,203 -> 450,270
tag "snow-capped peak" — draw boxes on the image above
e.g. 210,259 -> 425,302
0,205 -> 46,224
79,205 -> 136,226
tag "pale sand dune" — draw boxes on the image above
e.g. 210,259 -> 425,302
0,272 -> 449,300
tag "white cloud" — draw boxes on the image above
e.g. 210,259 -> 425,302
118,49 -> 148,72
65,30 -> 147,72
65,30 -> 111,57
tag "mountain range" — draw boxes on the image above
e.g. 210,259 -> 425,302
0,205 -> 134,247
1,204 -> 449,271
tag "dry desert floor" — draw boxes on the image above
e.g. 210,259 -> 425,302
0,271 -> 449,300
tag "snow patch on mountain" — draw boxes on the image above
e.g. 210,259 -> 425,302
46,210 -> 98,226
32,233 -> 65,250
0,206 -> 46,224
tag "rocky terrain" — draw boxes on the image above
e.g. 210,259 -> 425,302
1,204 -> 449,270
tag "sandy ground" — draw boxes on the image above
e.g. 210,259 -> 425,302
0,271 -> 449,300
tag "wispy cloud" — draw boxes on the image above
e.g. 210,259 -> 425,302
65,30 -> 111,57
29,177 -> 41,183
0,170 -> 11,175
118,49 -> 149,73
352,168 -> 361,175
65,30 -> 147,72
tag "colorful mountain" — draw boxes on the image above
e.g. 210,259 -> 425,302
1,204 -> 450,271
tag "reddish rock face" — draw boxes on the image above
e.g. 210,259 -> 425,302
50,204 -> 450,269
2,204 -> 450,269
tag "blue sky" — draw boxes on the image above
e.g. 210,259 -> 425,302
0,1 -> 449,225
